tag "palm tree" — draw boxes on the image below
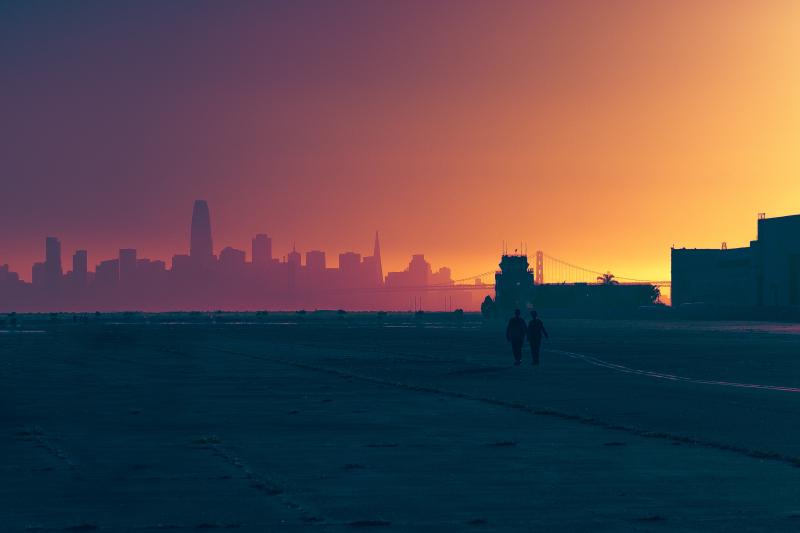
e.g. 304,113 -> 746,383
597,271 -> 619,285
648,285 -> 661,304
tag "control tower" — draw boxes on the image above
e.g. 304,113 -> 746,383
494,254 -> 535,315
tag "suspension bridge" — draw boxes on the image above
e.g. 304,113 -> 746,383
338,252 -> 669,294
440,252 -> 670,289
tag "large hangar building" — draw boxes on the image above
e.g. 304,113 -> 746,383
671,214 -> 800,307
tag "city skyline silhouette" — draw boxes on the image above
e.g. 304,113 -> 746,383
0,199 -> 483,312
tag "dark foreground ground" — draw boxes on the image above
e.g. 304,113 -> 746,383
4,313 -> 800,531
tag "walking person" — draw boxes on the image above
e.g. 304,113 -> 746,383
506,309 -> 527,366
527,310 -> 549,365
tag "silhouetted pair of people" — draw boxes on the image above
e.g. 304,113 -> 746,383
506,309 -> 549,366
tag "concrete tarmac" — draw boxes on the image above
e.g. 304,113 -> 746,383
3,314 -> 800,531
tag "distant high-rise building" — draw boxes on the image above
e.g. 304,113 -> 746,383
136,259 -> 167,285
171,254 -> 191,276
32,262 -> 45,288
338,251 -> 362,288
305,250 -> 326,287
361,232 -> 384,287
219,247 -> 246,276
44,237 -> 62,292
220,247 -> 246,263
386,254 -> 432,288
287,245 -> 301,268
339,252 -> 361,273
72,250 -> 88,288
0,264 -> 19,286
95,259 -> 119,287
373,231 -> 383,284
407,254 -> 432,286
305,250 -> 326,272
286,245 -> 301,291
362,256 -> 379,287
252,234 -> 272,266
430,266 -> 453,285
137,259 -> 166,272
119,249 -> 137,283
190,200 -> 214,269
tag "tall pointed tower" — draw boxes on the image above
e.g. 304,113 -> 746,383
190,200 -> 214,268
373,231 -> 383,285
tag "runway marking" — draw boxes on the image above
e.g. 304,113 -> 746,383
201,441 -> 325,524
202,344 -> 800,469
15,425 -> 78,470
549,349 -> 800,393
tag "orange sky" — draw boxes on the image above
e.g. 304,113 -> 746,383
1,1 -> 799,282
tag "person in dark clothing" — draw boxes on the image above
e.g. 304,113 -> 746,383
506,309 -> 527,366
527,310 -> 549,365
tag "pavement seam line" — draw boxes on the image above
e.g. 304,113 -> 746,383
205,344 -> 800,470
549,348 -> 800,393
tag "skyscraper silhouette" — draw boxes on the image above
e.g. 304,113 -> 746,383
32,262 -> 45,288
44,237 -> 62,293
119,249 -> 137,283
338,251 -> 361,288
219,247 -> 246,277
251,234 -> 272,266
287,244 -> 301,268
190,200 -> 214,269
374,231 -> 383,285
306,250 -> 326,272
95,259 -> 119,288
72,250 -> 88,288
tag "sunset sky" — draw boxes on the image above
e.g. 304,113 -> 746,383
2,1 -> 799,282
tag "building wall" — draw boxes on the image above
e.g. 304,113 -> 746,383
533,283 -> 659,308
671,247 -> 754,306
756,215 -> 800,306
251,234 -> 272,265
672,215 -> 800,308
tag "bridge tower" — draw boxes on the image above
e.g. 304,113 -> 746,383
535,250 -> 544,285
